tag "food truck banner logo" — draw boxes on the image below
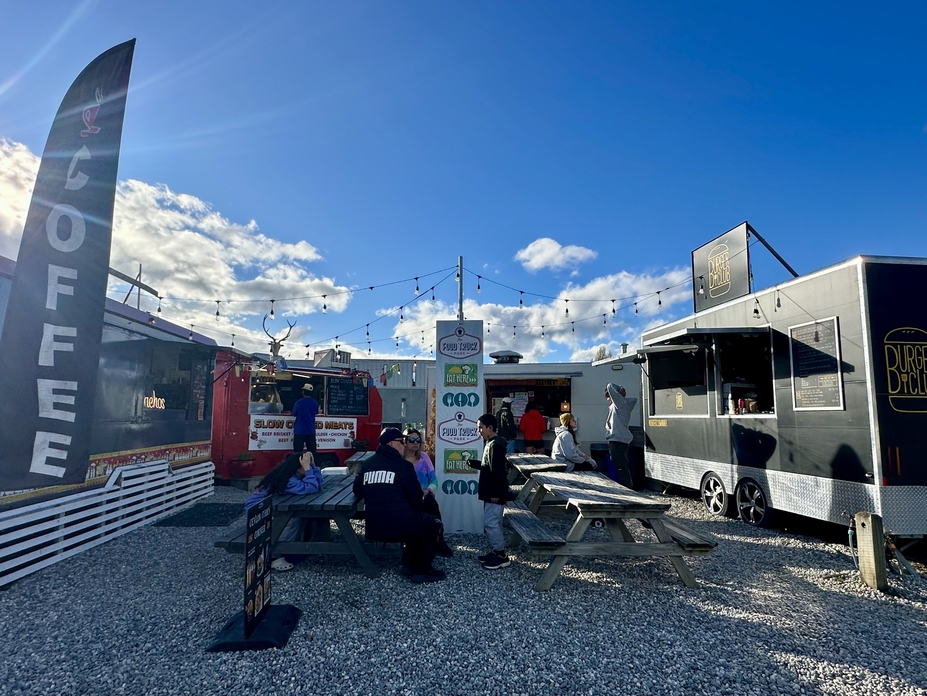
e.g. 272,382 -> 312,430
444,364 -> 478,387
443,449 -> 480,475
435,320 -> 484,533
438,326 -> 482,359
691,222 -> 750,313
883,327 -> 927,413
0,42 -> 135,492
249,416 -> 357,450
437,412 -> 482,445
244,496 -> 272,638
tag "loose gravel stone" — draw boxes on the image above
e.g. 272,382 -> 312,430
1,485 -> 925,695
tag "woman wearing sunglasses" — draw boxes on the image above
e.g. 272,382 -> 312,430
403,428 -> 453,557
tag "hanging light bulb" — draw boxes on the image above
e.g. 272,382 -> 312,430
421,331 -> 425,344
188,325 -> 194,341
487,323 -> 491,334
541,326 -> 545,338
753,298 -> 761,319
414,277 -> 420,295
215,300 -> 221,321
431,288 -> 435,303
231,334 -> 235,348
565,299 -> 569,316
366,324 -> 370,340
148,313 -> 156,325
776,290 -> 781,310
512,326 -> 516,338
657,291 -> 662,309
368,343 -> 371,355
571,322 -> 575,334
698,276 -> 705,296
611,300 -> 616,317
634,302 -> 638,315
400,306 -> 404,322
477,276 -> 482,293
395,337 -> 399,348
269,300 -> 275,319
456,269 -> 460,281
603,314 -> 607,326
519,291 -> 524,308
157,296 -> 162,314
322,295 -> 327,314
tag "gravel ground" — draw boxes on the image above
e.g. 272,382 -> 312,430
1,485 -> 926,696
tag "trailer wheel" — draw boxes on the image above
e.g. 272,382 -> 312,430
736,478 -> 773,527
315,454 -> 340,469
700,473 -> 734,517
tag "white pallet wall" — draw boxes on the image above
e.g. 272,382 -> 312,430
0,459 -> 214,587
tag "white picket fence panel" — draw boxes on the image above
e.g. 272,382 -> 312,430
0,459 -> 214,587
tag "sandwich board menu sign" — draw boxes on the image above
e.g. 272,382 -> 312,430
244,497 -> 272,638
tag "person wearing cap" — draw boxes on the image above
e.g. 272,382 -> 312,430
551,413 -> 595,473
495,397 -> 518,454
605,383 -> 638,489
292,383 -> 319,454
352,427 -> 445,583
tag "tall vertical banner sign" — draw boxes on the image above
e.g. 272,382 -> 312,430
0,41 -> 136,491
691,221 -> 751,313
435,320 -> 484,534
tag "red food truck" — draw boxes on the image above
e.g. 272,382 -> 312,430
211,348 -> 383,481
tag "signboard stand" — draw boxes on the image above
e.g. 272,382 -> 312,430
206,497 -> 301,652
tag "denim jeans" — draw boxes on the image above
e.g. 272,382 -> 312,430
483,501 -> 505,551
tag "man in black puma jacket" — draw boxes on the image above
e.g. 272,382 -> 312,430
353,427 -> 445,583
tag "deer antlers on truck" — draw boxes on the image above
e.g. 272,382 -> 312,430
263,315 -> 296,358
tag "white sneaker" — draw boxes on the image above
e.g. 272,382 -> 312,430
271,557 -> 294,572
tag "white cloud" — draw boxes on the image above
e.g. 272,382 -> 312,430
0,137 -> 350,357
514,237 -> 597,273
388,267 -> 690,362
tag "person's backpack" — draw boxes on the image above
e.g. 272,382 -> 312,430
497,407 -> 516,439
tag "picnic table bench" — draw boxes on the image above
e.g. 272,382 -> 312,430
503,467 -> 717,590
215,474 -> 396,578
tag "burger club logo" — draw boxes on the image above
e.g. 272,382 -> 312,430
884,327 -> 927,413
439,326 -> 481,359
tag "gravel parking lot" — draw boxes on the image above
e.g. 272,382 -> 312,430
1,484 -> 925,696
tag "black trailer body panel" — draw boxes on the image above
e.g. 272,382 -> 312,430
643,256 -> 927,534
865,262 -> 927,486
644,261 -> 873,480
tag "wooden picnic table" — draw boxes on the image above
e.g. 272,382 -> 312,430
506,452 -> 566,484
215,473 -> 393,578
506,468 -> 716,590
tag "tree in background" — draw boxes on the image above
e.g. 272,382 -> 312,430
593,346 -> 613,362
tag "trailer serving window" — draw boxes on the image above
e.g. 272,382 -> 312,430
714,331 -> 775,415
646,346 -> 709,416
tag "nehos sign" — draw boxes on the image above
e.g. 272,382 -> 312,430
442,392 -> 480,408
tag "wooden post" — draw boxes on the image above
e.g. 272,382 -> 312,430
855,512 -> 888,592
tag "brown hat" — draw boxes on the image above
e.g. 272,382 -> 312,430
560,413 -> 574,427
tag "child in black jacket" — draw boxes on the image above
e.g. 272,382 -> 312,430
468,413 -> 511,570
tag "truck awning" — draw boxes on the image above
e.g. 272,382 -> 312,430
644,326 -> 770,346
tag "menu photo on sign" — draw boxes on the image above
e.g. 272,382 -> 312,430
789,316 -> 844,411
244,496 -> 272,638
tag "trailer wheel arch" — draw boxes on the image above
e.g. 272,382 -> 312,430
735,477 -> 774,527
699,472 -> 735,518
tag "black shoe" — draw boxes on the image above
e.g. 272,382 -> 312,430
477,552 -> 495,563
436,539 -> 454,558
639,519 -> 652,529
410,567 -> 446,583
480,552 -> 511,570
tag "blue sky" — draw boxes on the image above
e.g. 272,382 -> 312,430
1,1 -> 926,362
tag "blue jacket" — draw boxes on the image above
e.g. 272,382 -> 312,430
244,466 -> 323,510
292,395 -> 319,436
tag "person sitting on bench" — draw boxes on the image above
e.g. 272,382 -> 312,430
353,428 -> 446,584
551,413 -> 596,472
245,451 -> 322,571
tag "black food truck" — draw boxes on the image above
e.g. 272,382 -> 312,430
640,255 -> 927,537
